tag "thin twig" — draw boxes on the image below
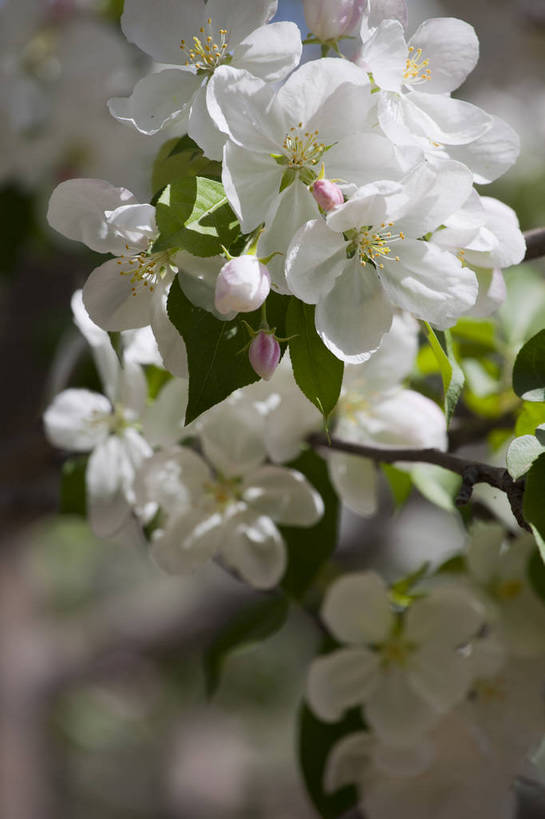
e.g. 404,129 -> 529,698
524,227 -> 545,262
308,434 -> 529,530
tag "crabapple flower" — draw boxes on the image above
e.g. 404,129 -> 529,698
303,0 -> 367,42
109,0 -> 302,159
208,58 -> 404,288
465,523 -> 545,658
356,13 -> 519,181
214,255 -> 271,315
327,314 -> 447,516
249,332 -> 281,381
307,572 -> 485,745
135,410 -> 324,588
312,179 -> 344,212
430,193 -> 525,318
43,293 -> 188,540
47,178 -> 187,376
286,162 -> 478,361
325,712 -> 517,819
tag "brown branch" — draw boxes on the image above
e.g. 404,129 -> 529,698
308,434 -> 529,530
524,227 -> 545,262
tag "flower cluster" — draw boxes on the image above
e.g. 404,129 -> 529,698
40,0 -> 542,815
308,524 -> 545,817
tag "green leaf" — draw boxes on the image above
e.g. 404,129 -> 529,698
423,323 -> 464,425
155,176 -> 239,256
411,464 -> 462,513
391,561 -> 430,597
287,300 -> 344,425
507,433 -> 545,480
513,329 -> 545,402
436,554 -> 467,574
60,456 -> 88,517
167,278 -> 289,424
280,448 -> 339,599
523,452 -> 545,555
515,402 -> 545,436
382,464 -> 413,508
204,594 -> 289,698
151,135 -> 221,197
298,701 -> 364,818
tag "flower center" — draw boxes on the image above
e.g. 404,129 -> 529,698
204,477 -> 242,510
116,243 -> 174,297
380,637 -> 414,669
180,17 -> 230,72
283,124 -> 326,169
358,223 -> 405,269
494,578 -> 523,601
472,677 -> 506,702
403,46 -> 431,84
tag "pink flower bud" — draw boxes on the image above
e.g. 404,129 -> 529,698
215,255 -> 271,316
303,0 -> 367,41
249,332 -> 281,381
312,179 -> 344,212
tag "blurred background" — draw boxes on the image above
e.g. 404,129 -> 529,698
2,1 -> 545,817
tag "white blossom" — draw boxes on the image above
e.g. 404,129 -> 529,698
286,163 -> 478,361
108,0 -> 302,159
307,572 -> 485,745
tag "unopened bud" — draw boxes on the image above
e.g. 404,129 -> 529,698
249,332 -> 281,381
312,179 -> 344,212
303,0 -> 367,41
215,255 -> 271,315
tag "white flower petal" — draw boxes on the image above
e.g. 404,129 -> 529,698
322,572 -> 394,645
221,513 -> 286,589
409,645 -> 473,712
406,92 -> 492,146
406,585 -> 485,647
274,58 -> 372,143
87,436 -> 133,538
447,115 -> 520,184
187,84 -> 226,161
199,402 -> 267,477
324,732 -> 373,794
222,139 -> 282,233
83,258 -> 152,331
258,181 -> 319,294
365,667 -> 441,744
242,466 -> 324,526
286,219 -> 348,304
307,648 -> 381,722
107,204 -> 157,253
466,267 -> 506,319
71,290 -> 120,403
380,240 -> 478,329
44,389 -> 111,451
108,69 -> 200,135
47,178 -> 137,254
326,132 -> 404,188
360,19 -> 407,92
350,312 -> 418,390
232,21 -> 302,82
121,0 -> 203,64
315,260 -> 394,363
151,509 -> 224,573
134,446 -> 210,515
142,378 -> 188,447
150,286 -> 189,378
207,67 -> 278,152
328,452 -> 378,517
207,0 -> 277,46
408,17 -> 479,94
